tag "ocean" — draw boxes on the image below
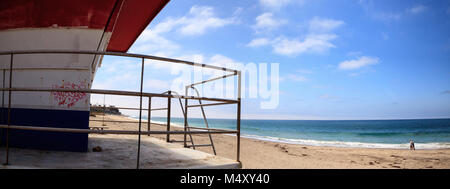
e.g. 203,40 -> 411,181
135,116 -> 450,149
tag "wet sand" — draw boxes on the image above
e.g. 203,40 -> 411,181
90,115 -> 450,169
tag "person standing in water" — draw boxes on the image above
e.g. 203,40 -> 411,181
409,139 -> 415,150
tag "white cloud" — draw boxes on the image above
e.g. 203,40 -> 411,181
151,17 -> 183,34
92,61 -> 141,91
147,54 -> 204,72
358,0 -> 401,22
407,5 -> 427,14
253,12 -> 287,32
130,30 -> 180,55
259,0 -> 292,10
259,0 -> 306,11
309,17 -> 345,32
144,79 -> 171,90
178,6 -> 238,35
272,34 -> 338,56
359,1 -> 428,22
130,5 -> 239,57
338,56 -> 379,70
208,54 -> 239,67
247,38 -> 271,47
247,17 -> 343,56
373,12 -> 402,22
151,6 -> 238,36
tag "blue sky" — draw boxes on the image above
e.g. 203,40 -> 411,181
92,0 -> 450,120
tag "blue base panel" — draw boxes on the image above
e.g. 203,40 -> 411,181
0,108 -> 89,152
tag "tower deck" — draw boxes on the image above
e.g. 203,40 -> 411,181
0,134 -> 241,169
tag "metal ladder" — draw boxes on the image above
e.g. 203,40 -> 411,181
169,89 -> 216,155
166,91 -> 194,148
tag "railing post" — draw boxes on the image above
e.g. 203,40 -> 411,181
237,71 -> 241,162
136,57 -> 145,169
184,86 -> 188,147
0,69 -> 4,146
102,94 -> 106,126
147,97 -> 151,136
4,54 -> 13,165
167,91 -> 171,142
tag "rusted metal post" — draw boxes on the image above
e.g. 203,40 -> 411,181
4,54 -> 13,165
102,94 -> 106,126
184,86 -> 188,147
237,71 -> 241,162
166,91 -> 171,142
147,97 -> 151,136
0,69 -> 4,145
136,57 -> 145,169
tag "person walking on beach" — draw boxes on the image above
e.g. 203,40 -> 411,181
409,139 -> 415,150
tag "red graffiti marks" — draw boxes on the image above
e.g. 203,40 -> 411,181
52,81 -> 88,108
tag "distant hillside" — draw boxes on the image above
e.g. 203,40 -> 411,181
90,105 -> 121,116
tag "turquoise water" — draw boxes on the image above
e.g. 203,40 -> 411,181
134,116 -> 450,149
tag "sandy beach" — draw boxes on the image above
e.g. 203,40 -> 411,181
90,114 -> 450,169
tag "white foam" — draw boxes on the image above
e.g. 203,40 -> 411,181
241,134 -> 450,150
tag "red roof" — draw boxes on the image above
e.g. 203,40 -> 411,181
0,0 -> 170,52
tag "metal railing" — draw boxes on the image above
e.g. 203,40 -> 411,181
0,50 -> 242,169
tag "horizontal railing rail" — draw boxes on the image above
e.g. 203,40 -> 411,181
0,125 -> 238,135
0,87 -> 239,103
0,50 -> 239,73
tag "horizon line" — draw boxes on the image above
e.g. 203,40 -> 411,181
135,115 -> 450,121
